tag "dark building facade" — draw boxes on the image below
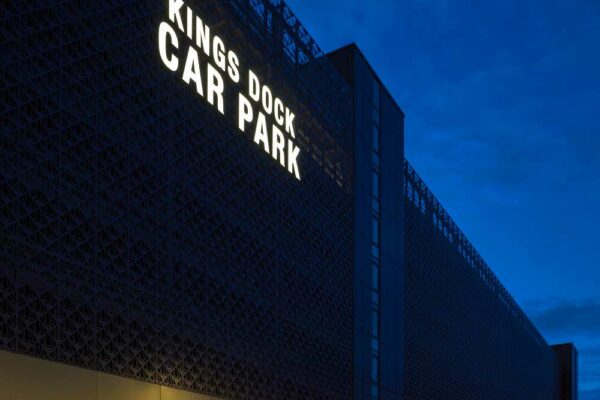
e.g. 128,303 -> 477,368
1,0 -> 354,398
0,0 -> 577,399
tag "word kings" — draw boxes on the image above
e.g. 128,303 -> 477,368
158,0 -> 240,115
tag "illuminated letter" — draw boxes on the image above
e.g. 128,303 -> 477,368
195,16 -> 211,57
207,63 -> 224,115
262,85 -> 273,115
159,22 -> 179,72
274,98 -> 284,126
254,112 -> 270,153
169,0 -> 185,31
287,139 -> 301,180
213,35 -> 226,71
248,69 -> 260,102
182,47 -> 203,96
272,125 -> 286,167
238,93 -> 254,132
186,7 -> 193,39
285,108 -> 296,138
227,51 -> 240,83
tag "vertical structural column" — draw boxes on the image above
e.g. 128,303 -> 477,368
552,343 -> 579,400
376,62 -> 405,400
327,45 -> 405,400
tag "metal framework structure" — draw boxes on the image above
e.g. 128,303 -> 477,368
403,160 -> 559,399
404,161 -> 546,347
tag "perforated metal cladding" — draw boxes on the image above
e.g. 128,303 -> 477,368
0,0 -> 353,399
403,162 -> 559,400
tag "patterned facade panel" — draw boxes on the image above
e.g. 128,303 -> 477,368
0,1 -> 353,399
403,161 -> 559,400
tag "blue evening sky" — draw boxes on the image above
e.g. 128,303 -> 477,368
286,0 -> 600,396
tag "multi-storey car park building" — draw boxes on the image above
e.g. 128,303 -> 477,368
0,1 -> 577,399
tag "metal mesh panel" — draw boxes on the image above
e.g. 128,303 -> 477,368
0,0 -> 353,399
403,160 -> 559,399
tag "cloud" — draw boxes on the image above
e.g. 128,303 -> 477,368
530,300 -> 600,339
529,300 -> 600,392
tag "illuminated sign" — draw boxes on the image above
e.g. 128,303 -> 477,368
158,0 -> 302,180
